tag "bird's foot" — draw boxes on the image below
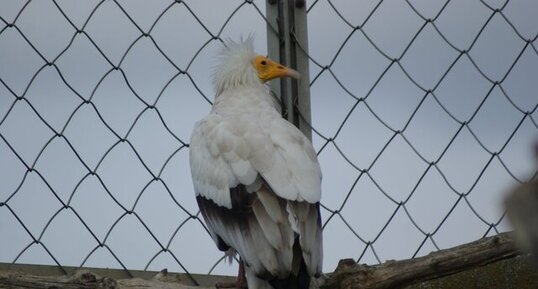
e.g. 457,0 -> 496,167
215,258 -> 247,288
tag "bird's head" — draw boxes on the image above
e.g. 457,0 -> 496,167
251,55 -> 301,82
213,37 -> 300,96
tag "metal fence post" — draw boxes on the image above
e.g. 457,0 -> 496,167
266,0 -> 312,140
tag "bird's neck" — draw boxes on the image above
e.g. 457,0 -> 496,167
214,67 -> 262,96
213,85 -> 280,115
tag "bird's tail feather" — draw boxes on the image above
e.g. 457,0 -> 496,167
268,238 -> 311,289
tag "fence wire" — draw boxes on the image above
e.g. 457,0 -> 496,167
303,0 -> 538,266
0,0 -> 275,283
0,0 -> 537,283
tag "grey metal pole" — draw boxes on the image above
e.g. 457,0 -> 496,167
265,0 -> 282,113
266,0 -> 312,140
292,0 -> 313,141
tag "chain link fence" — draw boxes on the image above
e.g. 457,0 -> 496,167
1,0 -> 537,283
305,0 -> 538,267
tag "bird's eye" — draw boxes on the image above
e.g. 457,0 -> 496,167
260,60 -> 267,65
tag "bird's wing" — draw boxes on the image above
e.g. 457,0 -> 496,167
189,113 -> 322,278
191,112 -> 322,205
195,183 -> 296,279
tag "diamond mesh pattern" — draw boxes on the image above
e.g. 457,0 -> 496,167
304,0 -> 538,266
1,0 -> 537,281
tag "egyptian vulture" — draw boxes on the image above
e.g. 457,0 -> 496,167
189,38 -> 323,289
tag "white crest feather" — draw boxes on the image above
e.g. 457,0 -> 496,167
213,36 -> 262,96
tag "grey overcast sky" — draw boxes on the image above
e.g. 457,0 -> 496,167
1,0 -> 537,277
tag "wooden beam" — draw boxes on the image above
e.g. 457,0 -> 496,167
0,232 -> 527,289
321,232 -> 520,289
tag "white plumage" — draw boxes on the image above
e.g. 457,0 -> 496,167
189,38 -> 322,289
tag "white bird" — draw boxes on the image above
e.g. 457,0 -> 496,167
189,38 -> 322,289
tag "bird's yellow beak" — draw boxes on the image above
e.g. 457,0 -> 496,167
252,55 -> 301,82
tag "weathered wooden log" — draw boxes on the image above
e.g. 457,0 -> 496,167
321,232 -> 520,289
0,268 -> 210,289
0,232 -> 525,289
